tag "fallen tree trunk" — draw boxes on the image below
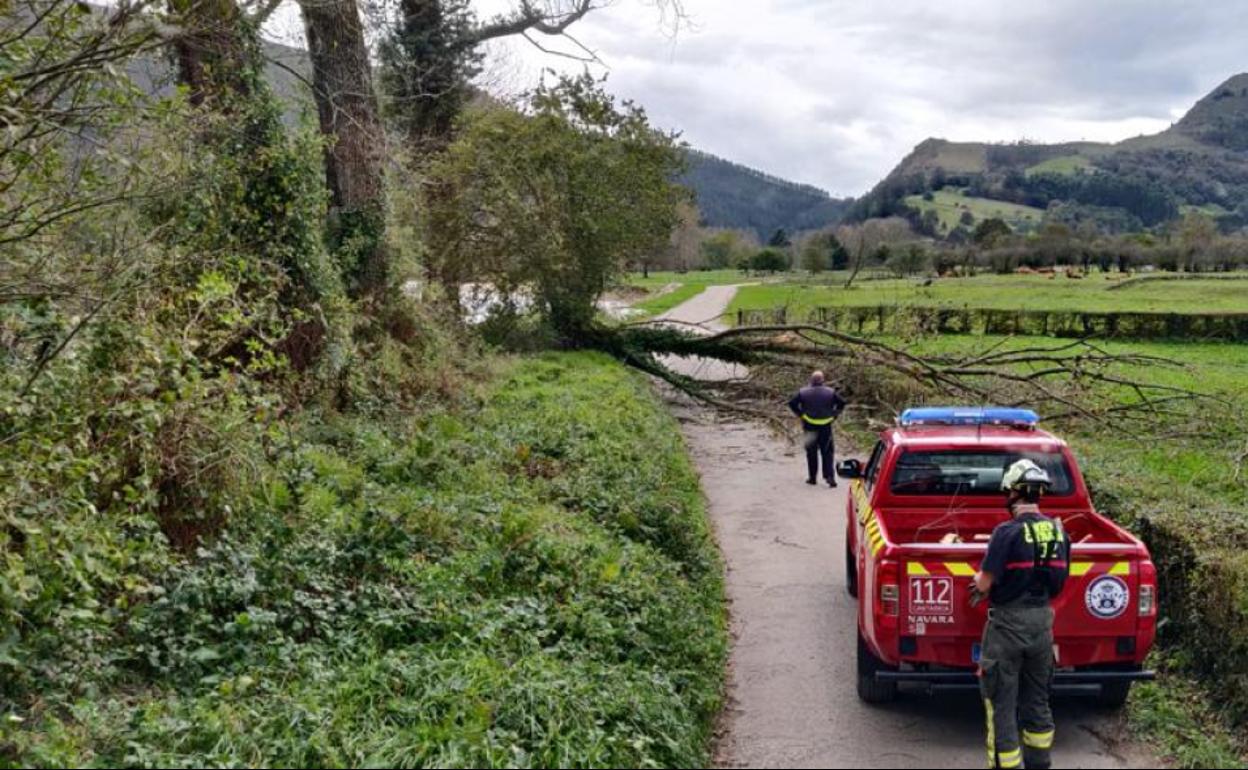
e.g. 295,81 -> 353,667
588,321 -> 1221,433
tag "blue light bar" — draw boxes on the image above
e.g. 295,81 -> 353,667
899,407 -> 1040,428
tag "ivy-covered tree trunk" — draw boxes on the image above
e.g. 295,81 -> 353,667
161,0 -> 340,328
381,0 -> 479,153
298,0 -> 389,298
166,0 -> 255,106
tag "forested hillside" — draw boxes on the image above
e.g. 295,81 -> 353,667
848,74 -> 1248,237
680,150 -> 852,239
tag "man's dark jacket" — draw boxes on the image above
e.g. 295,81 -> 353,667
788,385 -> 846,426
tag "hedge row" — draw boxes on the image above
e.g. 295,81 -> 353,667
1087,468 -> 1248,725
736,305 -> 1248,341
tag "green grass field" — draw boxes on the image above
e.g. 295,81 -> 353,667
904,187 -> 1046,231
625,269 -> 749,290
727,272 -> 1248,319
1026,154 -> 1094,176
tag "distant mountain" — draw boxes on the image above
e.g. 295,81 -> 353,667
848,74 -> 1248,236
680,150 -> 853,240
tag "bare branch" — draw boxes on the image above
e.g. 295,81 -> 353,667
466,0 -> 598,47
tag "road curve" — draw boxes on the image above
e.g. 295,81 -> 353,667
656,286 -> 1157,769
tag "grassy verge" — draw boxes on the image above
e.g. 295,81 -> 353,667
3,352 -> 726,768
1128,665 -> 1246,768
631,282 -> 710,318
624,269 -> 748,290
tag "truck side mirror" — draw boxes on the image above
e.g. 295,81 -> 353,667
837,459 -> 863,479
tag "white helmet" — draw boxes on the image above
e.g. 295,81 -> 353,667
1002,459 -> 1052,493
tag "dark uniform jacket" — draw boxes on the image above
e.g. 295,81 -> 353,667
788,385 -> 846,426
980,507 -> 1071,608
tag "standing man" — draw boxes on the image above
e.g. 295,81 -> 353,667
972,460 -> 1071,770
787,371 -> 846,487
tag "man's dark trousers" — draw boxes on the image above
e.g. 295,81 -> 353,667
804,423 -> 835,483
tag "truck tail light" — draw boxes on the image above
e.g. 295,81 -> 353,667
881,584 -> 899,616
879,562 -> 900,617
1139,561 -> 1157,618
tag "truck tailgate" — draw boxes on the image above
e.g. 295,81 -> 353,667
901,545 -> 1144,667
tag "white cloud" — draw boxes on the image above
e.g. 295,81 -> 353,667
471,0 -> 1248,196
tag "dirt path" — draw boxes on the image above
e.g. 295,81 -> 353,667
657,286 -> 1156,769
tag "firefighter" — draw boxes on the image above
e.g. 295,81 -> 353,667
972,459 -> 1071,770
787,371 -> 846,487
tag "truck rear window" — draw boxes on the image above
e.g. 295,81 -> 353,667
889,450 -> 1075,496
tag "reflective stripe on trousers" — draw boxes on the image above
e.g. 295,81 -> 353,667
980,605 -> 1056,769
1024,729 -> 1055,750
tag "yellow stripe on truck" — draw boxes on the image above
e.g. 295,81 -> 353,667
1070,563 -> 1093,577
853,480 -> 888,557
1110,562 -> 1130,576
946,562 -> 976,577
907,562 -> 930,576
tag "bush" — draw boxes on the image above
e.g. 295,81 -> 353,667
749,247 -> 788,273
1084,449 -> 1248,728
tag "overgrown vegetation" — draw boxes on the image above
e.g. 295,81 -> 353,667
1,3 -> 725,767
3,353 -> 726,766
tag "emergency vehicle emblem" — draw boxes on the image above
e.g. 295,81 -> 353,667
1085,576 -> 1129,619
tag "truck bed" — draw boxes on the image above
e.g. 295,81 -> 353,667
881,507 -> 1139,547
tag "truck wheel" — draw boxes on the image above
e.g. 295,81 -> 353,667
1096,681 -> 1131,710
857,632 -> 898,704
846,545 -> 859,599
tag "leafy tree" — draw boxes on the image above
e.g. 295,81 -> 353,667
973,217 -> 1012,248
1033,221 -> 1074,266
768,228 -> 792,248
424,75 -> 685,337
919,208 -> 941,236
749,248 -> 788,274
886,243 -> 931,277
799,229 -> 849,273
959,209 -> 975,226
798,234 -> 825,273
700,230 -> 741,270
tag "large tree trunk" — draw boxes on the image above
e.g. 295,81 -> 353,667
298,0 -> 389,298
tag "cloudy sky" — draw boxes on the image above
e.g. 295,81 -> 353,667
464,0 -> 1248,197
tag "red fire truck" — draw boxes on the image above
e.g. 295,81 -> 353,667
839,407 -> 1157,707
